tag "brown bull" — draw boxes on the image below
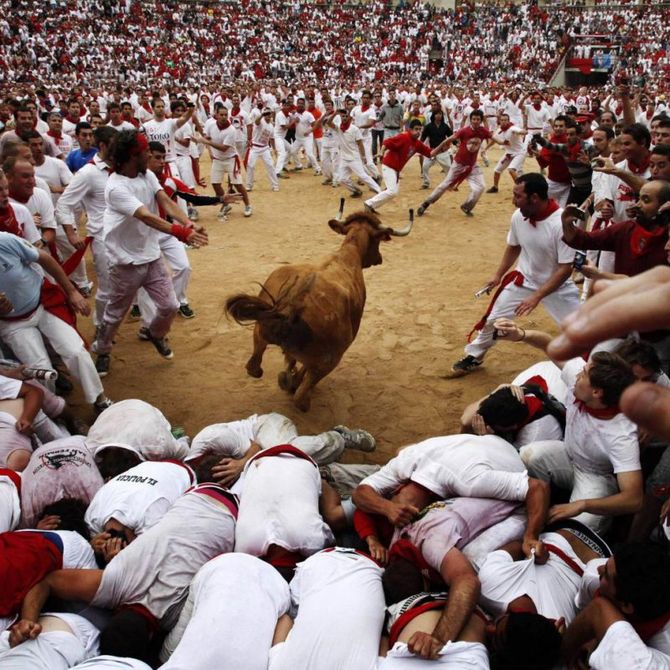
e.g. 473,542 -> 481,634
225,201 -> 414,411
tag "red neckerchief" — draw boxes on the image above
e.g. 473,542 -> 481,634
46,129 -> 62,140
533,103 -> 543,111
142,101 -> 152,113
522,374 -> 550,420
0,205 -> 22,237
217,120 -> 231,130
0,467 -> 21,493
469,270 -> 524,341
646,109 -> 654,120
629,223 -> 667,257
528,198 -> 560,226
231,106 -> 240,116
629,154 -> 651,175
499,123 -> 512,131
361,104 -> 370,112
66,115 -> 79,124
340,119 -> 352,132
573,399 -> 620,419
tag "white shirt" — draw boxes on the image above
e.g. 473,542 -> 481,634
595,159 -> 651,224
562,358 -> 640,475
507,205 -> 575,288
336,122 -> 364,161
250,115 -> 275,148
235,449 -> 334,557
10,187 -> 57,231
269,549 -> 384,670
274,110 -> 293,139
85,460 -> 195,536
34,156 -> 73,205
174,121 -> 193,158
352,105 -> 377,138
494,124 -> 526,155
479,531 -> 586,625
322,114 -> 341,149
9,201 -> 41,243
229,109 -> 250,143
143,118 -> 179,162
103,170 -> 163,265
56,155 -> 111,238
360,434 -> 529,502
295,110 -> 315,140
0,471 -> 20,533
524,104 -> 552,130
203,118 -> 237,160
107,120 -> 136,132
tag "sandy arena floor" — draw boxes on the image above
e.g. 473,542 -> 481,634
76,146 -> 556,465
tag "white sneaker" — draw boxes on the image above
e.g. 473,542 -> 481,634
244,205 -> 252,217
246,185 -> 253,192
315,169 -> 322,176
272,186 -> 279,192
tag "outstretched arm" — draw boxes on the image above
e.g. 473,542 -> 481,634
407,548 -> 480,659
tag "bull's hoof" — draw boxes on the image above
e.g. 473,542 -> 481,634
278,371 -> 296,394
246,363 -> 263,378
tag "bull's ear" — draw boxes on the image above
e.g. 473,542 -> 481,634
374,228 -> 392,242
328,219 -> 347,234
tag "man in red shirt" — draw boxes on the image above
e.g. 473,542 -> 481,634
363,119 -> 431,213
417,110 -> 503,218
532,115 -> 571,207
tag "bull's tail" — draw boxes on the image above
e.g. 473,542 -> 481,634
225,292 -> 313,350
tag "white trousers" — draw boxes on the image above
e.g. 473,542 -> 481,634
338,158 -> 381,195
293,136 -> 320,170
426,161 -> 486,210
175,155 -> 196,189
138,234 -> 191,323
465,281 -> 580,360
321,146 -> 340,183
365,165 -> 399,210
0,305 -> 103,403
274,135 -> 290,173
421,152 -> 452,185
90,236 -> 111,327
362,136 -> 379,178
55,227 -> 90,290
548,179 -> 571,208
164,160 -> 182,181
247,147 -> 279,189
520,439 -> 618,534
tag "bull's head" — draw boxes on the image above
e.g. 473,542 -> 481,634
328,199 -> 414,268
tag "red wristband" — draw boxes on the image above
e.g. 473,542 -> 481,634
171,223 -> 192,243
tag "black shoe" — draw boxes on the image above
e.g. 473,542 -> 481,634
149,335 -> 174,359
138,326 -> 151,341
447,355 -> 482,378
129,305 -> 141,320
95,354 -> 111,377
486,186 -> 498,194
460,204 -> 474,217
179,304 -> 195,319
417,203 -> 428,216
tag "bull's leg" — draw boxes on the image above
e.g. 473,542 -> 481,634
245,325 -> 267,378
293,365 -> 335,412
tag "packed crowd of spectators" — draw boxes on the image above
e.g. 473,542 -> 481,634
0,0 -> 668,92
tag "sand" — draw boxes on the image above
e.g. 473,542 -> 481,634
76,146 -> 556,466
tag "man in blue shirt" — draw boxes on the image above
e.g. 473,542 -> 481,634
65,122 -> 97,173
0,230 -> 111,412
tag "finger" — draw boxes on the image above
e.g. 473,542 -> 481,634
621,383 -> 670,443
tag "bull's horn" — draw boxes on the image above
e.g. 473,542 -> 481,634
388,209 -> 414,237
337,198 -> 345,221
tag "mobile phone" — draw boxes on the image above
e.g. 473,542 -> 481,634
564,205 -> 587,221
573,251 -> 587,271
474,286 -> 492,298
